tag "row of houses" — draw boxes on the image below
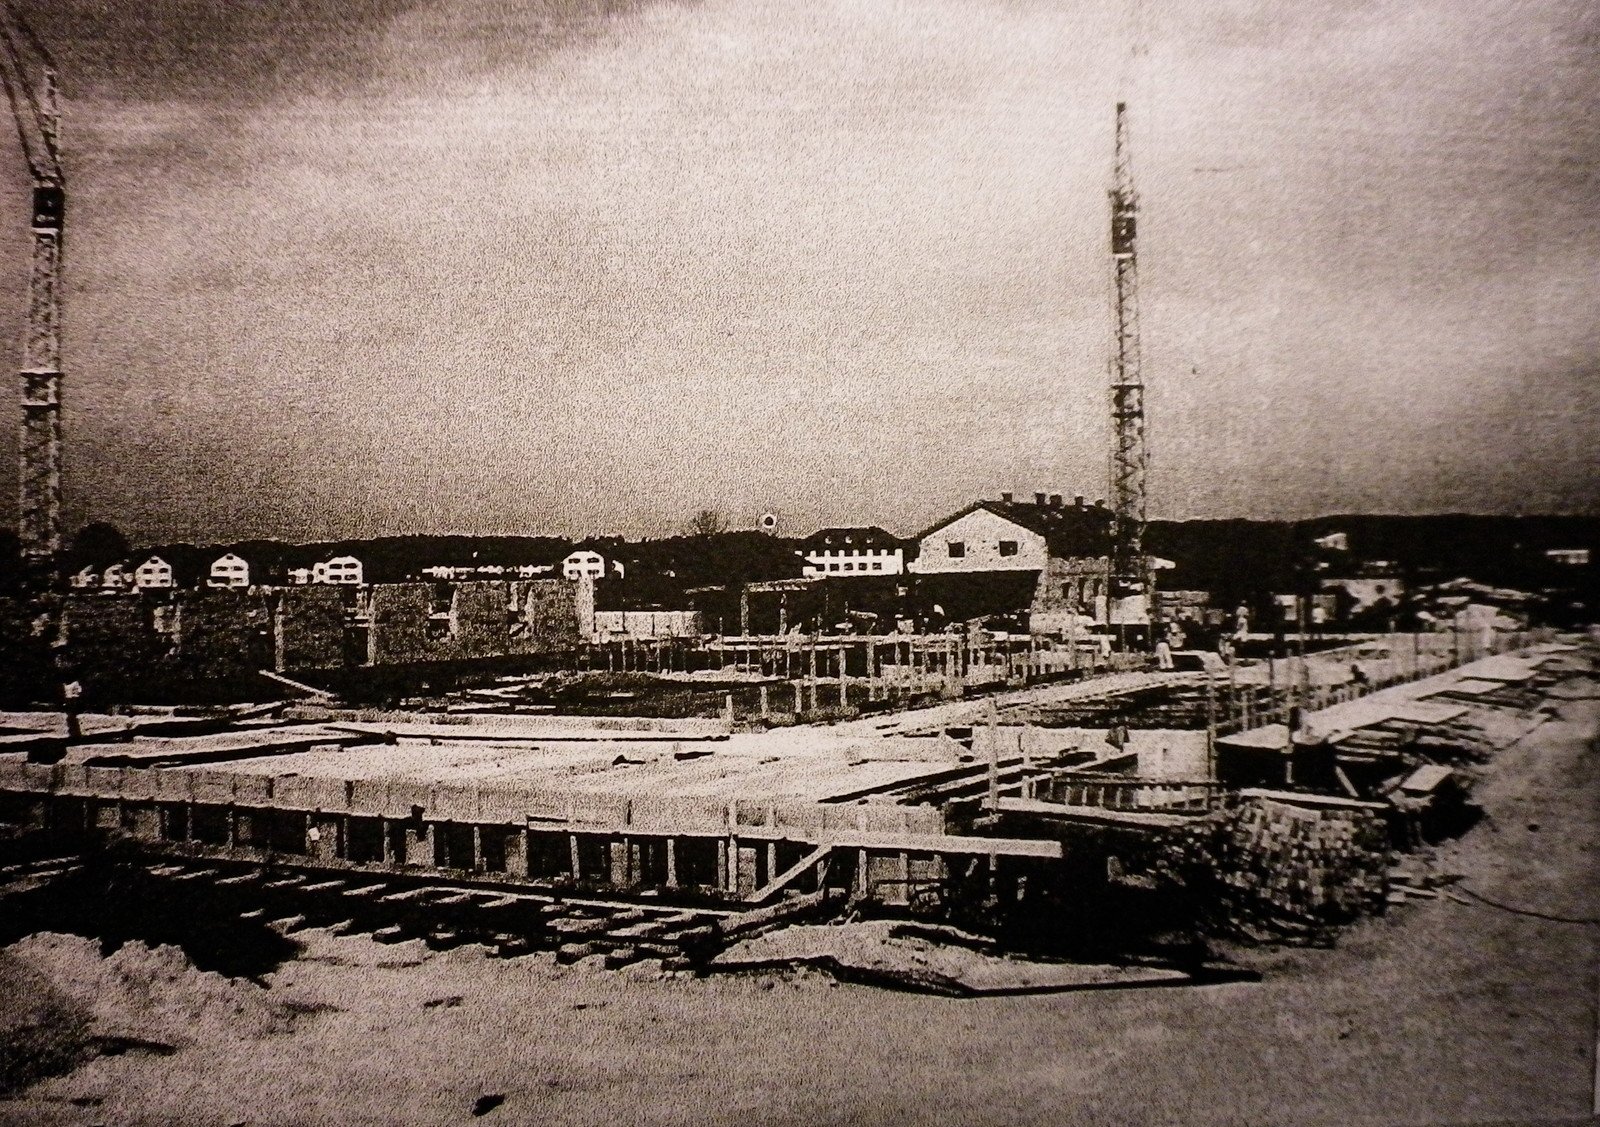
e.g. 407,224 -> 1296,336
71,548 -> 630,593
74,553 -> 368,592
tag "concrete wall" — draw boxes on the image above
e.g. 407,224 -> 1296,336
276,586 -> 348,671
1030,556 -> 1113,624
369,580 -> 579,666
591,610 -> 703,640
51,579 -> 581,699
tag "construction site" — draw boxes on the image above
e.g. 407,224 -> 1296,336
1,3 -> 1598,1125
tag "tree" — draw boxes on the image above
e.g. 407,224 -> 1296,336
65,522 -> 129,572
686,509 -> 729,537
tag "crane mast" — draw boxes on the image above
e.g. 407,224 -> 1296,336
1108,100 -> 1146,599
0,4 -> 63,586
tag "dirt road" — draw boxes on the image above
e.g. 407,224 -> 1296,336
4,692 -> 1597,1127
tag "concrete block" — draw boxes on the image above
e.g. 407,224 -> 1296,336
629,795 -> 724,834
431,784 -> 479,822
272,774 -> 318,811
232,774 -> 273,805
188,770 -> 236,805
384,780 -> 432,820
52,764 -> 92,796
152,770 -> 193,802
477,786 -> 526,824
772,802 -> 826,836
567,792 -> 629,827
307,777 -> 350,812
119,770 -> 160,801
348,778 -> 390,817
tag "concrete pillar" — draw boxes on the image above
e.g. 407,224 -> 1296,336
569,833 -> 581,881
308,813 -> 343,862
736,845 -> 758,899
665,837 -> 679,889
410,822 -> 433,868
505,827 -> 529,876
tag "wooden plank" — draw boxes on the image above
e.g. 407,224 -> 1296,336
995,796 -> 1192,830
819,829 -> 1063,859
744,844 -> 831,905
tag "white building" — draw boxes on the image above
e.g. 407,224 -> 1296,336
563,550 -> 607,580
100,563 -> 131,591
133,555 -> 175,590
287,567 -> 314,585
70,565 -> 99,589
910,494 -> 1125,625
207,552 -> 250,588
799,527 -> 905,577
314,555 -> 364,585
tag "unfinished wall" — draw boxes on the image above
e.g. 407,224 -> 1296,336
515,579 -> 581,652
368,580 -> 579,666
275,587 -> 348,672
174,589 -> 276,684
1030,556 -> 1113,625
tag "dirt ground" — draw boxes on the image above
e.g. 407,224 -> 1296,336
2,691 -> 1597,1127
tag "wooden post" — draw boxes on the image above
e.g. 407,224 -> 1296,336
759,684 -> 770,719
569,833 -> 581,882
985,700 -> 1000,812
665,837 -> 679,889
725,803 -> 738,894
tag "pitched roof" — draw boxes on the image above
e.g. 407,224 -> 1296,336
916,498 -> 1114,558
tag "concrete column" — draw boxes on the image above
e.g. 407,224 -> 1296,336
569,833 -> 581,881
505,826 -> 529,877
308,813 -> 342,863
665,837 -> 679,889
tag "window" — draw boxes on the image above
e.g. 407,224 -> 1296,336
998,540 -> 1018,557
843,562 -> 855,572
947,541 -> 965,559
871,561 -> 883,571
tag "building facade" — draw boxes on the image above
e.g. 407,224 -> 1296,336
208,553 -> 251,589
314,555 -> 364,585
133,555 -> 175,590
799,527 -> 906,577
910,494 -> 1119,627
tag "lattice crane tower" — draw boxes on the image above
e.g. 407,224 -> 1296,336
1108,100 -> 1147,599
0,6 -> 64,583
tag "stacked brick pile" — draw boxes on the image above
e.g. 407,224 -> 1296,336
1151,796 -> 1389,944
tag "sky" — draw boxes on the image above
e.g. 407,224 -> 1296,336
0,0 -> 1595,544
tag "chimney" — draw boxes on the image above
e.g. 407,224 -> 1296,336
1049,494 -> 1063,508
1000,491 -> 1013,504
1034,492 -> 1047,506
1074,495 -> 1085,509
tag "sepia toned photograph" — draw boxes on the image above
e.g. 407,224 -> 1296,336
0,1 -> 1597,1124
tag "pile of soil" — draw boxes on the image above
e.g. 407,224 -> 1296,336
709,920 -> 1191,995
2,932 -> 290,1067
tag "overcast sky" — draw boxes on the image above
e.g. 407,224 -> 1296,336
0,0 -> 1595,544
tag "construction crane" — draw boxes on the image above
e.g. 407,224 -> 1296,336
0,1 -> 63,588
1107,100 -> 1147,603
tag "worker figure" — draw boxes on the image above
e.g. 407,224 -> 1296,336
1233,603 -> 1250,641
1154,636 -> 1174,670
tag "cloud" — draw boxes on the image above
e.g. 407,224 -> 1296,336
0,0 -> 1593,542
